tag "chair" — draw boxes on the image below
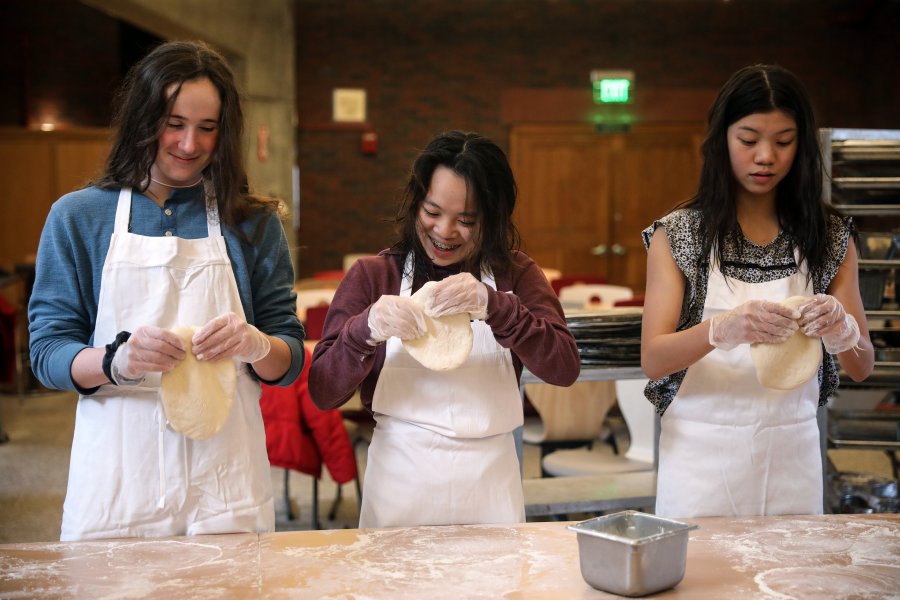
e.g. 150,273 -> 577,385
541,378 -> 656,477
343,253 -> 371,272
313,270 -> 345,281
296,288 -> 336,322
541,268 -> 562,284
558,284 -> 633,309
614,295 -> 645,307
550,275 -> 607,297
522,380 -> 619,477
304,304 -> 329,340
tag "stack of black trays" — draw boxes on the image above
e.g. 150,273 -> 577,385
565,308 -> 643,367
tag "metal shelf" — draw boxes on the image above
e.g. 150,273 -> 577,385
859,260 -> 899,270
829,409 -> 899,451
867,309 -> 900,320
841,366 -> 900,387
833,177 -> 900,189
825,128 -> 900,143
520,365 -> 645,386
823,129 -> 900,470
832,205 -> 900,217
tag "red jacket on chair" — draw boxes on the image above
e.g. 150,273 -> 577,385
260,346 -> 357,484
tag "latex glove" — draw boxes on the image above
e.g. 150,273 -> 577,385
798,294 -> 860,354
111,326 -> 186,383
424,273 -> 489,320
192,312 -> 272,363
708,299 -> 800,351
367,295 -> 427,345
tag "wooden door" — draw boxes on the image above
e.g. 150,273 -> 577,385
0,128 -> 110,268
509,124 -> 613,275
510,123 -> 703,293
607,126 -> 703,289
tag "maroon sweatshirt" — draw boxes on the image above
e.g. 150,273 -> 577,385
309,248 -> 580,411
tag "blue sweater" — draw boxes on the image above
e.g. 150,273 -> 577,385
28,185 -> 305,391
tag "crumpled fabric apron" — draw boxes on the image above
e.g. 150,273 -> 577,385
359,254 -> 525,528
655,249 -> 823,518
60,187 -> 274,541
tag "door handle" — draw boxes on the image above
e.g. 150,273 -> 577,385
591,244 -> 608,256
612,243 -> 627,256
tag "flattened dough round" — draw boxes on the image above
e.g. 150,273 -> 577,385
160,326 -> 236,440
750,296 -> 823,390
402,281 -> 474,371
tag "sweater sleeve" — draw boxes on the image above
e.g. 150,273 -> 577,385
235,211 -> 306,387
308,257 -> 389,410
28,191 -> 112,391
486,253 -> 580,387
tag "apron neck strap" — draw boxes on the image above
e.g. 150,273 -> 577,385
115,188 -> 132,234
115,187 -> 222,236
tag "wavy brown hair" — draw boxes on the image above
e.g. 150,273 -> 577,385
95,40 -> 283,234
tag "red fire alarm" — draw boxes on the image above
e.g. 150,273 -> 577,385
361,131 -> 378,156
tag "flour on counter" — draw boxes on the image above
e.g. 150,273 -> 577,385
274,524 -> 573,599
702,517 -> 900,599
755,565 -> 900,600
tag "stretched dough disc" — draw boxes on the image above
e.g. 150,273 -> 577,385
402,281 -> 474,371
750,296 -> 823,391
160,326 -> 236,440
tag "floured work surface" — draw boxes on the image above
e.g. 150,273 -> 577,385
2,515 -> 898,598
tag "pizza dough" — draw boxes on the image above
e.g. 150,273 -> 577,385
402,282 -> 474,371
750,296 -> 823,390
159,326 -> 237,440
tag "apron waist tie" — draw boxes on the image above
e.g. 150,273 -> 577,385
156,403 -> 166,509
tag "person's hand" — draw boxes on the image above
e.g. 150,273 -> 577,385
192,312 -> 272,363
708,299 -> 800,351
367,295 -> 426,345
798,294 -> 860,354
111,326 -> 186,383
424,273 -> 489,320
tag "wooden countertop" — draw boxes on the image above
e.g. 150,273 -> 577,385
1,514 -> 898,598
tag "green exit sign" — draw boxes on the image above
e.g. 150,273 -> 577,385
591,70 -> 634,104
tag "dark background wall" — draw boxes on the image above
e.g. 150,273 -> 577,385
294,0 -> 900,277
0,0 -> 161,129
2,1 -> 898,278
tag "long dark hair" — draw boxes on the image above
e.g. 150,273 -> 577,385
686,64 -> 836,282
394,131 -> 521,277
95,40 -> 282,231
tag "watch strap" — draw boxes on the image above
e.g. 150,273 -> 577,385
102,331 -> 132,385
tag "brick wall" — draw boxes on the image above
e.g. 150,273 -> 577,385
3,1 -> 897,278
0,0 -> 122,128
294,0 -> 899,277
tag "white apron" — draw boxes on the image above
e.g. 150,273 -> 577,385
61,187 -> 274,541
655,250 -> 823,518
359,255 -> 525,528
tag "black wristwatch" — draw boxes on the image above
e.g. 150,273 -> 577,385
102,331 -> 132,385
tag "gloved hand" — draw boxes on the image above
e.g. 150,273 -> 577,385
424,273 -> 489,320
111,326 -> 186,384
708,299 -> 800,351
367,295 -> 427,345
192,312 -> 272,363
798,294 -> 860,354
